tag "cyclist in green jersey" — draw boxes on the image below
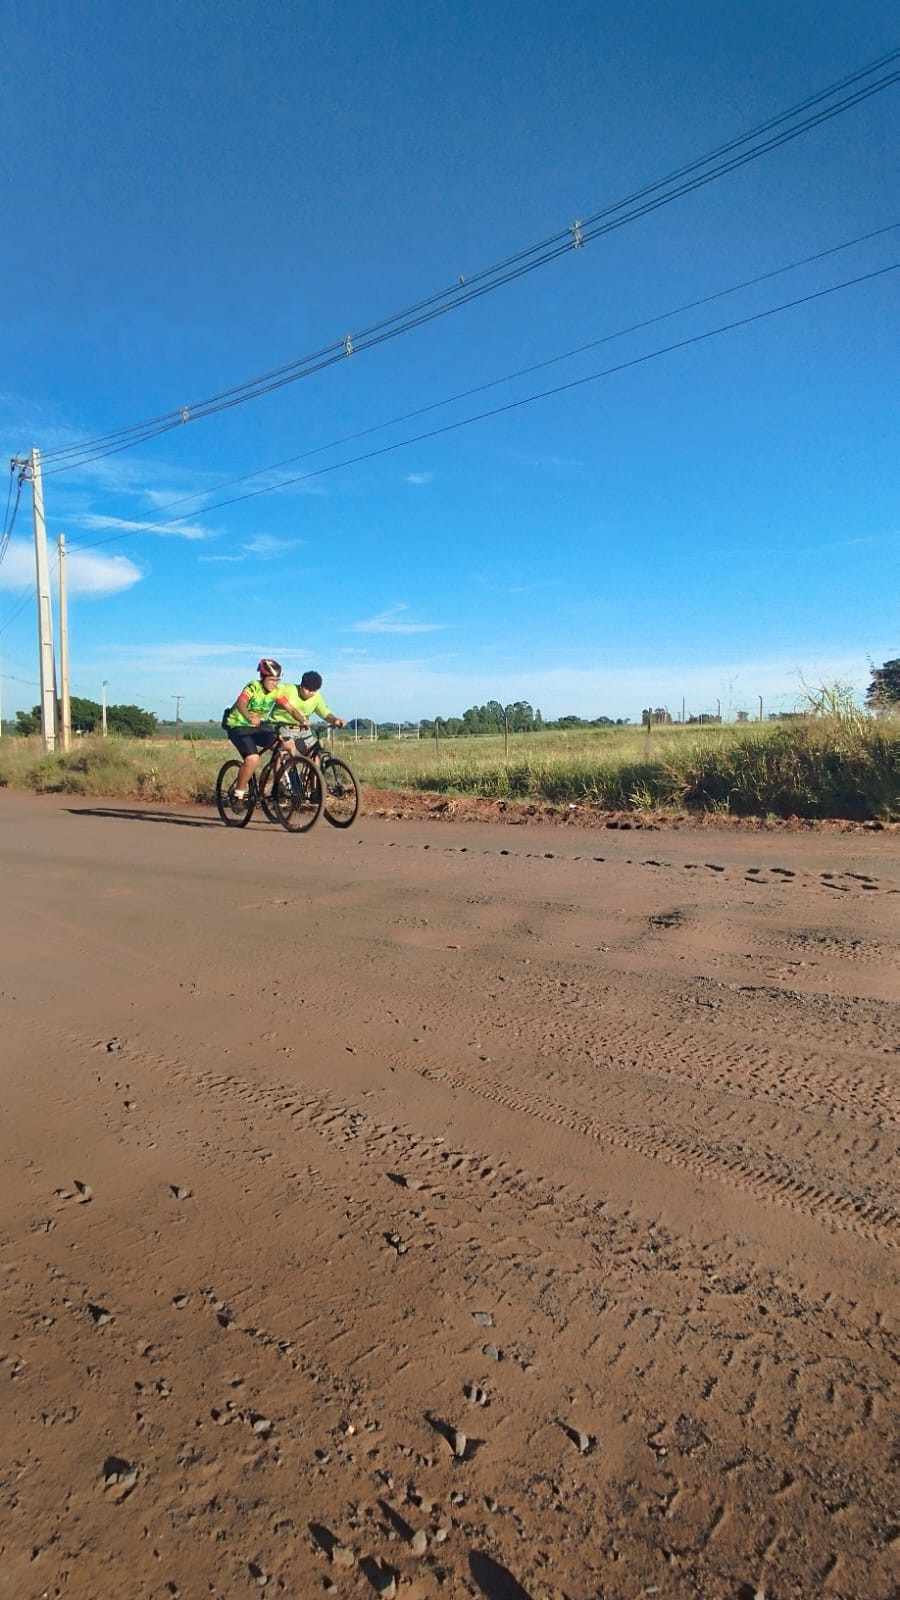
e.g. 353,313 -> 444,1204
223,658 -> 309,800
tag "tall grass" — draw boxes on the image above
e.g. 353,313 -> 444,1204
0,716 -> 896,820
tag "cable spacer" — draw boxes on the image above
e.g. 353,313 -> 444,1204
180,406 -> 190,424
344,334 -> 354,358
571,219 -> 584,249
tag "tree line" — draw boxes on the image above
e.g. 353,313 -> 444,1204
347,700 -> 627,736
15,697 -> 158,738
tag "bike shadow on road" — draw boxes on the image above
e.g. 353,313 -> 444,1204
68,806 -> 222,829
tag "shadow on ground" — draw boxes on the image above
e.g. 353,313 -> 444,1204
469,1551 -> 534,1600
68,806 -> 222,829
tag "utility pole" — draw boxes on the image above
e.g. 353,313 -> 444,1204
11,449 -> 56,752
102,681 -> 108,737
172,694 -> 184,725
58,534 -> 71,751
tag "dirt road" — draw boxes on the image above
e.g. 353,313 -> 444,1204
1,791 -> 897,1600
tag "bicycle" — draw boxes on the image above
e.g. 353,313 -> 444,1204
215,727 -> 324,832
281,723 -> 362,828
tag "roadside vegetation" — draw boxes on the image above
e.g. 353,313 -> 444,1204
0,710 -> 896,821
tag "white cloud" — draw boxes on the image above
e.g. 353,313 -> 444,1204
242,534 -> 303,556
197,532 -> 304,564
311,651 -> 880,722
37,642 -> 878,726
71,513 -> 210,542
404,471 -> 433,486
0,539 -> 141,596
476,574 -> 563,595
104,641 -> 286,666
350,604 -> 449,635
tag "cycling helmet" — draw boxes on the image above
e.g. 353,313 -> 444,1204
257,657 -> 282,678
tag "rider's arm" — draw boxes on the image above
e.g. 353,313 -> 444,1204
235,689 -> 263,726
272,689 -> 310,728
324,713 -> 346,727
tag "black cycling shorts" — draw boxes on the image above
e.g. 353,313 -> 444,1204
226,725 -> 278,758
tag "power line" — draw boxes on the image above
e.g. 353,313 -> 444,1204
37,48 -> 900,476
85,222 -> 898,523
0,463 -> 25,565
65,262 -> 898,555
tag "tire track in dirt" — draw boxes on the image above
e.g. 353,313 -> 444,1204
6,1010 -> 897,1600
366,835 -> 900,898
28,1005 -> 896,1249
403,1061 -> 899,1246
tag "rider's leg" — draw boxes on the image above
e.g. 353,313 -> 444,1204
234,751 -> 260,794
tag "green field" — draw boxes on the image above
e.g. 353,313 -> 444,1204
0,716 -> 896,820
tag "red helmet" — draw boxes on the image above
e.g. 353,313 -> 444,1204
257,658 -> 282,678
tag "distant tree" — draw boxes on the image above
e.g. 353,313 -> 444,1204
107,703 -> 157,738
70,695 -> 101,732
866,658 -> 900,709
15,705 -> 40,736
534,707 -> 543,730
505,700 -> 535,732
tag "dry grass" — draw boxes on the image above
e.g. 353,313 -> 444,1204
0,716 -> 896,820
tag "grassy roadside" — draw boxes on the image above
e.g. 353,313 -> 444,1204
0,718 -> 897,821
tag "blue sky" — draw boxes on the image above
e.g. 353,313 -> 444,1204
1,0 -> 897,724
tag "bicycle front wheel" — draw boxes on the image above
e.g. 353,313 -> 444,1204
272,754 -> 324,834
321,754 -> 361,828
258,756 -> 285,823
215,760 -> 256,828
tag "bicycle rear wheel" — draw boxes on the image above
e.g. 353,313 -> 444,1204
272,754 -> 324,833
320,754 -> 361,828
215,760 -> 256,827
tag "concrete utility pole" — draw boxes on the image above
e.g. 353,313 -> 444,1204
57,534 -> 71,751
14,449 -> 57,753
101,681 -> 108,737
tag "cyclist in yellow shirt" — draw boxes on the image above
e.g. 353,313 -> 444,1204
270,671 -> 346,754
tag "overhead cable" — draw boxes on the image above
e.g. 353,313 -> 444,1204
38,48 -> 900,475
66,261 -> 898,555
99,222 -> 899,521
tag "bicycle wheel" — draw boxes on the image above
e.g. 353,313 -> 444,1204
320,754 -> 362,828
215,760 -> 256,828
272,754 -> 324,834
257,756 -> 284,823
